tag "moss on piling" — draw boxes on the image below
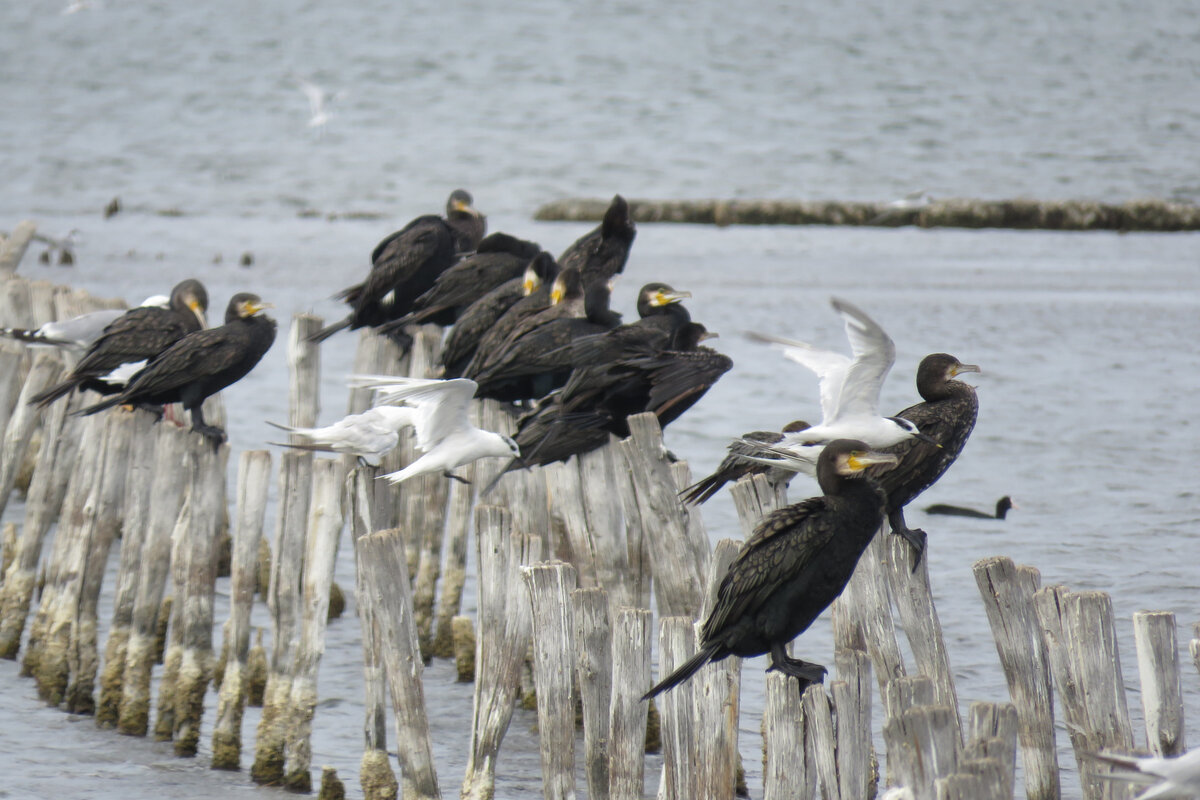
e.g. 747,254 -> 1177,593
256,538 -> 272,596
246,629 -> 267,706
318,767 -> 346,800
96,628 -> 129,728
644,698 -> 661,753
359,749 -> 398,800
211,726 -> 241,770
153,597 -> 172,664
327,581 -> 345,620
154,644 -> 182,742
172,652 -> 211,756
451,615 -> 475,682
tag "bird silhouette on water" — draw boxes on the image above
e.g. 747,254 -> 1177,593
926,495 -> 1014,520
643,439 -> 898,700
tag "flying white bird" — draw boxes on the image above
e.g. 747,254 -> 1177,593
738,297 -> 935,475
1091,749 -> 1200,800
354,376 -> 520,485
1,294 -> 169,353
266,405 -> 417,466
293,77 -> 341,133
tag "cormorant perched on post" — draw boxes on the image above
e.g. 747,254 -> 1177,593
379,232 -> 542,329
309,189 -> 486,343
31,279 -> 209,407
459,252 -> 562,378
550,282 -> 691,367
556,194 -> 636,288
78,293 -> 276,444
866,353 -> 981,565
680,420 -> 812,505
926,496 -> 1014,520
643,439 -> 899,700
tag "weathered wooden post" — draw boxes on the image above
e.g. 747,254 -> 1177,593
608,607 -> 651,800
762,673 -> 815,800
461,506 -> 540,800
655,616 -> 696,800
573,587 -> 612,800
1133,610 -> 1186,757
523,561 -> 579,800
283,458 -> 345,791
972,557 -> 1060,800
882,704 -> 961,800
0,220 -> 36,276
965,701 -> 1019,800
430,465 -> 475,658
358,528 -> 441,800
834,528 -> 906,695
0,353 -> 63,519
117,423 -> 191,735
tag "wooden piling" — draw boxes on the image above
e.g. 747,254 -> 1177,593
965,702 -> 1019,800
763,673 -> 815,800
1033,586 -> 1134,800
283,458 -> 345,791
882,705 -> 961,800
833,649 -> 876,800
803,684 -> 841,800
117,423 -> 191,735
523,561 -> 579,800
835,528 -> 906,695
1132,610 -> 1185,756
430,467 -> 475,659
461,506 -> 540,800
0,353 -> 63,520
972,557 -> 1060,800
357,528 -> 441,800
655,616 -> 697,800
289,314 -> 323,429
211,450 -> 272,770
573,587 -> 612,800
608,607 -> 652,800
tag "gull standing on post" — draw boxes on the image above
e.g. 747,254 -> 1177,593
735,297 -> 935,477
355,376 -> 521,485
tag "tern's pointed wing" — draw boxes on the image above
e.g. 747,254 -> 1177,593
747,331 -> 849,424
367,377 -> 476,451
296,79 -> 325,116
828,297 -> 895,421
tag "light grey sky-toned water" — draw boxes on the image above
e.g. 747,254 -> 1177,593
2,0 -> 1199,798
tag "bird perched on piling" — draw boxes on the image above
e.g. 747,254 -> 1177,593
309,189 -> 486,343
864,353 -> 981,564
78,293 -> 276,444
266,405 -> 417,466
722,297 -> 936,479
679,420 -> 812,505
642,439 -> 899,700
1089,749 -> 1200,800
459,252 -> 563,379
31,279 -> 209,407
1,294 -> 168,352
556,194 -> 637,289
378,232 -> 542,330
353,376 -> 520,484
548,282 -> 692,368
926,496 -> 1014,520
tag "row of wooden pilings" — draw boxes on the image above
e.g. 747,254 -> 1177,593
0,240 -> 1198,799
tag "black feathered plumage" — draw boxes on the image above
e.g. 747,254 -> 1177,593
556,194 -> 636,289
680,420 -> 812,505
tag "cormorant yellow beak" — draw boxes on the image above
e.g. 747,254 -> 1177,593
522,272 -> 539,295
187,298 -> 207,328
651,289 -> 691,307
245,300 -> 274,316
847,451 -> 899,472
453,198 -> 482,217
550,284 -> 564,304
698,330 -> 719,342
952,363 -> 982,377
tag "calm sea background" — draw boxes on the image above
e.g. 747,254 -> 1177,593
2,0 -> 1199,798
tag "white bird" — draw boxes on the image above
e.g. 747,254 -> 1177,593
870,190 -> 935,224
294,77 -> 339,132
354,376 -> 521,485
1091,749 -> 1200,800
266,406 -> 417,466
1,294 -> 169,353
739,297 -> 934,475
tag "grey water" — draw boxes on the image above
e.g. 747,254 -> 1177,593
2,0 -> 1199,798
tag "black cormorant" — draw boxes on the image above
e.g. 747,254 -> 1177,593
866,353 -> 981,564
926,495 -> 1014,520
680,420 -> 812,505
458,252 -> 561,378
309,189 -> 485,343
439,253 -> 559,378
380,232 -> 542,329
552,283 -> 691,367
78,293 -> 277,444
643,439 -> 899,699
557,194 -> 636,288
31,279 -> 208,407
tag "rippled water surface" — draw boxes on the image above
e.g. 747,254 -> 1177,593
2,0 -> 1199,798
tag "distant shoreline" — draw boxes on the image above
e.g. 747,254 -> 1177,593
534,197 -> 1200,232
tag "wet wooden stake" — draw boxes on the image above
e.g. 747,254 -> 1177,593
358,528 -> 441,800
66,411 -> 134,714
284,458 -> 345,791
346,467 -> 399,800
762,672 -> 815,800
0,353 -> 63,520
579,443 -> 637,609
211,450 -> 272,770
882,704 -> 961,800
965,701 -> 1019,800
608,607 -> 651,800
803,684 -> 839,800
430,464 -> 475,658
0,396 -> 84,660
656,616 -> 697,800
573,587 -> 612,800
1033,586 -> 1134,800
171,436 -> 229,756
833,527 -> 906,698
883,675 -> 936,784
0,219 -> 36,276
1132,610 -> 1185,756
524,561 -> 580,800
252,450 -> 314,784
972,556 -> 1059,800
117,423 -> 191,735
832,649 -> 875,800
461,506 -> 540,800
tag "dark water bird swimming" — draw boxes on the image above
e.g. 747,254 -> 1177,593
309,189 -> 486,343
642,439 -> 899,700
866,352 -> 981,565
31,278 -> 209,407
926,495 -> 1014,520
78,293 -> 277,444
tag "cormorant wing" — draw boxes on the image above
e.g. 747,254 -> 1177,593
829,297 -> 895,422
361,222 -> 445,304
78,306 -> 189,372
747,331 -> 849,424
639,350 -> 733,421
121,327 -> 248,396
